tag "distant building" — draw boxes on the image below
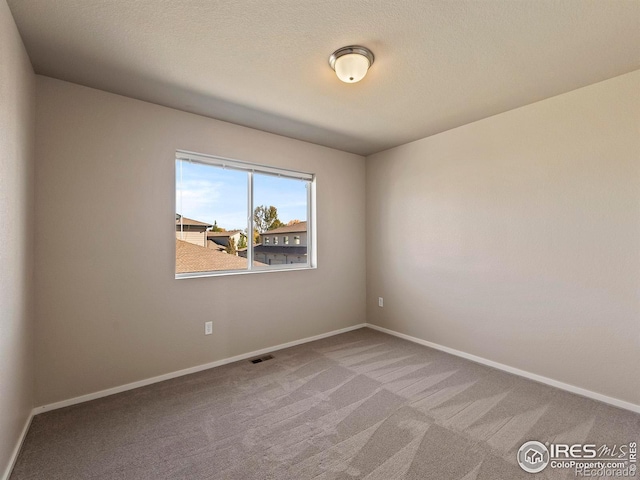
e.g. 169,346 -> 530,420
240,221 -> 307,265
176,215 -> 307,268
260,222 -> 307,248
175,214 -> 212,247
207,230 -> 243,252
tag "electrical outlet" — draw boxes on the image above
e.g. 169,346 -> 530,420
205,321 -> 213,335
378,297 -> 384,307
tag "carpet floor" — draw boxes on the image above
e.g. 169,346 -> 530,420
11,327 -> 639,479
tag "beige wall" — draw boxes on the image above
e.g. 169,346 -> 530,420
366,71 -> 640,405
0,0 -> 35,475
34,76 -> 366,406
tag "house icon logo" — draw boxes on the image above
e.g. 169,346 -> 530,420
525,449 -> 543,464
517,441 -> 550,473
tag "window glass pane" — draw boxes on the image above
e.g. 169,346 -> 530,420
176,160 -> 248,273
175,151 -> 314,277
253,173 -> 308,267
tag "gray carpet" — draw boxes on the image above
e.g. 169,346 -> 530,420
11,328 -> 639,479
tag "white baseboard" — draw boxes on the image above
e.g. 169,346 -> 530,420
365,323 -> 640,414
7,320 -> 637,478
28,320 -> 639,418
2,410 -> 33,480
34,323 -> 367,414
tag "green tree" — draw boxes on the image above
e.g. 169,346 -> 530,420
225,237 -> 237,255
237,233 -> 247,250
253,205 -> 284,233
211,220 -> 225,232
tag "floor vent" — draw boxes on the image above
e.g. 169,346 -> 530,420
250,354 -> 274,364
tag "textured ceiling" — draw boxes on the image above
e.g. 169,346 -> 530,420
8,0 -> 640,156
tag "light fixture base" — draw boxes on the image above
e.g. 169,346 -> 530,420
328,45 -> 375,71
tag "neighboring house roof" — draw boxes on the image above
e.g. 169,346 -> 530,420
207,241 -> 226,252
176,239 -> 250,273
253,245 -> 307,255
206,230 -> 242,238
262,221 -> 307,235
176,216 -> 212,228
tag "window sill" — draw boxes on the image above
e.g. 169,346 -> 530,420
175,265 -> 316,280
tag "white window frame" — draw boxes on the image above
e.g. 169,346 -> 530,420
175,150 -> 316,279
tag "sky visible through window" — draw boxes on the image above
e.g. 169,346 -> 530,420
176,161 -> 307,230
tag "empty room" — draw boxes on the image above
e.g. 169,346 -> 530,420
1,1 -> 638,479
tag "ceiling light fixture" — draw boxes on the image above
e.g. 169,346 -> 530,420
329,45 -> 374,84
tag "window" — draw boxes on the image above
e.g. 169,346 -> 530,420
294,236 -> 300,245
175,150 -> 314,277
